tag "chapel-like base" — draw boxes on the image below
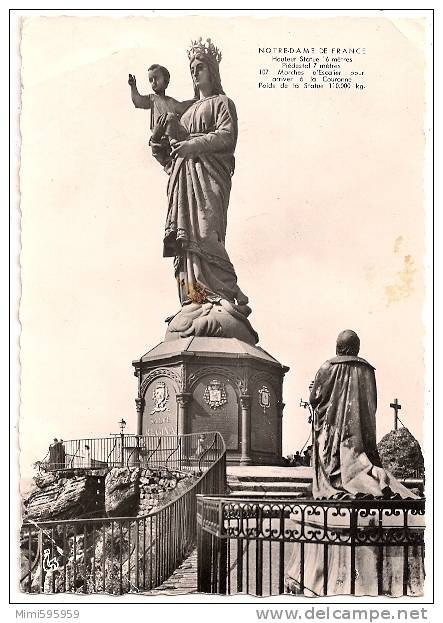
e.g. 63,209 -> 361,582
132,337 -> 289,465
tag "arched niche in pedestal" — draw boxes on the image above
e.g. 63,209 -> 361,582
250,374 -> 279,458
140,369 -> 179,436
188,370 -> 241,451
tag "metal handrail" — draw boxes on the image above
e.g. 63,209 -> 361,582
105,438 -> 119,464
124,442 -> 140,468
38,432 -> 222,472
68,441 -> 81,469
21,432 -> 226,594
198,435 -> 217,474
196,494 -> 425,596
197,494 -> 425,507
165,436 -> 181,468
145,437 -> 162,465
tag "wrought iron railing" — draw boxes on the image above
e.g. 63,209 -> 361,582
38,433 -> 220,472
196,496 -> 425,597
21,433 -> 226,594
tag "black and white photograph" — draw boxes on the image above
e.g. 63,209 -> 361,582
10,8 -> 433,611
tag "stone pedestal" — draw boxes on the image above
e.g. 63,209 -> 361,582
132,337 -> 289,465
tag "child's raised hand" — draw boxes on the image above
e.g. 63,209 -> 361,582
128,74 -> 136,86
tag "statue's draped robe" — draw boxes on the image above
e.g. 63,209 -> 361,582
163,95 -> 246,305
309,355 -> 414,499
285,357 -> 424,597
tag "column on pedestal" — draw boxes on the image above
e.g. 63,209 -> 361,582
176,393 -> 192,436
135,397 -> 145,436
239,394 -> 252,466
276,400 -> 285,462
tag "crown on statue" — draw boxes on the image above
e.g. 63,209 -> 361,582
187,37 -> 222,64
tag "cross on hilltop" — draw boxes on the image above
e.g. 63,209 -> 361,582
390,398 -> 402,431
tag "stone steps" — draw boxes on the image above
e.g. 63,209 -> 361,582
227,466 -> 313,498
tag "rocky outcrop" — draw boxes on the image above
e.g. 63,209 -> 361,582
24,473 -> 105,521
21,466 -> 202,594
377,428 -> 424,479
104,467 -> 140,517
23,466 -> 200,523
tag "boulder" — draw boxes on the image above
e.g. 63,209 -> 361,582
24,475 -> 102,521
377,428 -> 424,479
33,471 -> 58,489
105,467 -> 140,517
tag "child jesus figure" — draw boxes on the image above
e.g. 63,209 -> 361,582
128,64 -> 193,167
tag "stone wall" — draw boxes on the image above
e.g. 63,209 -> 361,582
137,468 -> 199,515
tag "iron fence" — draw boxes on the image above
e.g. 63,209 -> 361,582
196,496 -> 425,597
21,433 -> 226,594
39,432 -> 220,473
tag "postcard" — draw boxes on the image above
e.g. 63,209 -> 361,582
11,8 -> 433,614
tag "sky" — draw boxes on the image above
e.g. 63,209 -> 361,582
16,13 -> 429,480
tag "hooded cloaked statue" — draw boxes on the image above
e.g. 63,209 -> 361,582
309,330 -> 416,499
285,331 -> 423,596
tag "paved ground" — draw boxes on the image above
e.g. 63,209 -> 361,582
141,520 -> 298,597
141,468 -> 313,596
142,549 -> 198,596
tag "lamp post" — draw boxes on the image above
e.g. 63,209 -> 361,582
119,419 -> 126,465
298,381 -> 315,466
111,419 -> 127,466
